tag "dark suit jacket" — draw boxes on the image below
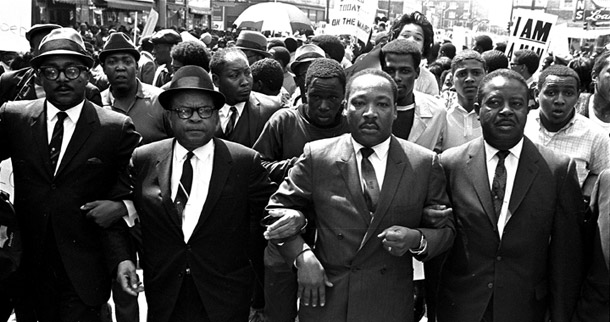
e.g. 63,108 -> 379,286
572,169 -> 610,322
125,138 -> 276,322
438,137 -> 585,322
268,134 -> 455,322
216,92 -> 282,148
0,67 -> 102,106
0,98 -> 140,306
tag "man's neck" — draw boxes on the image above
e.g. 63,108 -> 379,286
592,94 -> 610,121
397,93 -> 414,106
457,94 -> 475,112
111,81 -> 138,100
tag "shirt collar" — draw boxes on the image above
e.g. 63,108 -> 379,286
484,137 -> 524,163
173,139 -> 215,163
46,100 -> 85,123
351,136 -> 392,160
221,101 -> 246,117
397,102 -> 415,112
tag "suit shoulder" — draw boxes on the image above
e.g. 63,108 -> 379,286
219,138 -> 260,157
439,140 -> 474,166
533,141 -> 572,170
305,134 -> 348,153
1,99 -> 43,117
135,139 -> 173,157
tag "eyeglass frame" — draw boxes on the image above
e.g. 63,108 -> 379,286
171,106 -> 216,119
37,65 -> 89,81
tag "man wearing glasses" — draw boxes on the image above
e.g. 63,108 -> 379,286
0,28 -> 140,321
112,65 -> 301,321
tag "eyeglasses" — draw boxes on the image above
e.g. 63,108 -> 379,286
38,65 -> 89,81
172,107 -> 215,119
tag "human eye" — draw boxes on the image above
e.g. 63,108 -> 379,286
485,98 -> 502,108
106,58 -> 117,66
456,70 -> 467,78
377,100 -> 391,107
472,70 -> 483,76
351,99 -> 366,107
564,90 -> 576,97
543,89 -> 556,96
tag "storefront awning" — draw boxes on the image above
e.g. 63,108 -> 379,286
53,0 -> 88,4
189,0 -> 211,15
105,0 -> 154,12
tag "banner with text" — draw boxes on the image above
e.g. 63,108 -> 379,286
0,0 -> 31,52
505,9 -> 558,62
327,0 -> 376,43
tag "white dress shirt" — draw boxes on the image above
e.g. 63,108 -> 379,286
46,100 -> 84,174
351,136 -> 391,192
171,141 -> 214,242
219,101 -> 246,133
484,139 -> 523,238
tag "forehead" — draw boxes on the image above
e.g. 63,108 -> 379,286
221,53 -> 248,70
308,77 -> 344,91
399,24 -> 424,36
541,74 -> 578,88
454,59 -> 485,71
106,53 -> 136,61
349,74 -> 393,98
40,55 -> 84,67
481,76 -> 527,99
171,90 -> 215,106
384,53 -> 416,67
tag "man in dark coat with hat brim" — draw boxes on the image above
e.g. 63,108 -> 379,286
0,27 -> 140,321
111,65 -> 304,322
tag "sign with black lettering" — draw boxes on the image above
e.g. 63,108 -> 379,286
0,0 -> 30,52
505,9 -> 558,62
327,0 -> 376,43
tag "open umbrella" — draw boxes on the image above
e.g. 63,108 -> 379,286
234,2 -> 314,34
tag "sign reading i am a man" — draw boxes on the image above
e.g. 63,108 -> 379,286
505,9 -> 558,62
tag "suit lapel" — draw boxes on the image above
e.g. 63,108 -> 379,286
507,138 -> 539,216
408,104 -> 430,144
247,95 -> 261,144
359,137 -> 408,250
192,138 -> 232,235
55,101 -> 95,177
336,137 -> 371,226
467,138 -> 499,236
155,140 -> 183,231
30,101 -> 53,177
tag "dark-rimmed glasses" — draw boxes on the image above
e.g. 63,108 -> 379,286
38,65 -> 89,81
172,107 -> 215,119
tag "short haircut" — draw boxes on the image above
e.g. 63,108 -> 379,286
473,35 -> 493,52
537,64 -> 580,92
171,41 -> 211,72
477,69 -> 528,105
592,50 -> 610,77
439,43 -> 456,59
251,58 -> 284,92
284,37 -> 298,53
267,38 -> 285,50
451,50 -> 486,73
381,39 -> 422,68
568,56 -> 593,92
311,35 -> 345,63
305,58 -> 347,90
269,46 -> 290,68
346,68 -> 397,103
389,11 -> 434,57
210,47 -> 248,75
482,50 -> 509,72
513,49 -> 540,75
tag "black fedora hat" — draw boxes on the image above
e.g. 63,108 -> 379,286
158,66 -> 225,110
30,28 -> 94,68
99,32 -> 140,63
25,24 -> 62,42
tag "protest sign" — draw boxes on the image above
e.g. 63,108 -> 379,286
505,9 -> 558,62
141,9 -> 159,38
327,0 -> 376,43
0,0 -> 31,52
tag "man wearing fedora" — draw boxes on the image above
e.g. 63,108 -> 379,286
0,27 -> 140,321
235,30 -> 272,65
112,65 -> 294,322
0,24 -> 103,106
98,32 -> 172,146
151,29 -> 182,88
289,44 -> 326,107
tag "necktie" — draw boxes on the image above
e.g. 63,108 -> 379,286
360,147 -> 380,214
224,106 -> 237,137
175,152 -> 194,222
49,111 -> 68,172
491,150 -> 510,224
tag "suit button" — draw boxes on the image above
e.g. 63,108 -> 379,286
186,245 -> 192,251
496,256 -> 502,261
51,184 -> 56,189
488,282 -> 493,289
337,233 -> 344,240
380,268 -> 387,275
72,240 -> 76,244
178,273 -> 183,278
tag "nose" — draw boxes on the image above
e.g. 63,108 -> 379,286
555,93 -> 566,105
499,102 -> 514,115
362,104 -> 378,119
319,99 -> 331,111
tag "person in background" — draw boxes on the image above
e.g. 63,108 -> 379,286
575,51 -> 610,133
438,42 -> 456,60
481,50 -> 509,73
250,58 -> 289,106
269,46 -> 297,97
311,35 -> 351,69
235,30 -> 271,66
151,29 -> 182,87
510,49 -> 540,109
437,69 -> 584,322
137,35 -> 157,85
160,40 -> 212,91
289,44 -> 326,107
472,35 -> 493,53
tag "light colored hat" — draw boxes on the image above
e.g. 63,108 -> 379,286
200,32 -> 212,45
235,30 -> 271,57
289,44 -> 325,73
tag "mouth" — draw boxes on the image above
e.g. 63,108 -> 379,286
55,86 -> 72,93
495,120 -> 515,129
360,123 -> 379,132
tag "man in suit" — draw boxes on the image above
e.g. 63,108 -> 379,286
0,28 -> 140,321
0,24 -> 103,106
210,47 -> 282,148
268,69 -> 455,322
137,35 -> 156,85
437,69 -> 584,322
114,66 -> 299,321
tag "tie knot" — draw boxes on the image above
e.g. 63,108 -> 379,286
230,106 -> 237,113
361,147 -> 374,159
496,150 -> 510,161
185,151 -> 194,161
56,111 -> 68,122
